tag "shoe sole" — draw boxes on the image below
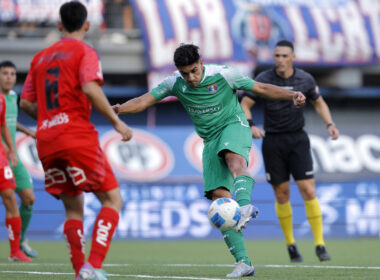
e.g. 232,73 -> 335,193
234,217 -> 252,232
226,268 -> 255,277
234,209 -> 259,232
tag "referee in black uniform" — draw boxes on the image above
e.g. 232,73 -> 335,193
241,40 -> 339,262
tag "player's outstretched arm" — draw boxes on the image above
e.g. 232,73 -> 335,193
82,81 -> 133,142
16,122 -> 36,139
252,81 -> 305,106
1,123 -> 17,167
112,92 -> 157,115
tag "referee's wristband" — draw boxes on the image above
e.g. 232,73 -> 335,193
247,119 -> 255,127
326,122 -> 335,128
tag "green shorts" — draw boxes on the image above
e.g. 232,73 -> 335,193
12,156 -> 33,192
202,122 -> 252,199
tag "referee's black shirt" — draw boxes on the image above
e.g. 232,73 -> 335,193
243,68 -> 320,133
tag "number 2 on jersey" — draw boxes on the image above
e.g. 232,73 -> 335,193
45,67 -> 60,110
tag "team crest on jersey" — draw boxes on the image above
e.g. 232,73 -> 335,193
208,83 -> 218,93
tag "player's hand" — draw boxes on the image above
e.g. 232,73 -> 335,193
328,124 -> 340,140
8,150 -> 18,167
293,91 -> 306,107
112,104 -> 121,114
251,126 -> 265,139
113,120 -> 133,142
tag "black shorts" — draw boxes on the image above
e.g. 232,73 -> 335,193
262,130 -> 314,185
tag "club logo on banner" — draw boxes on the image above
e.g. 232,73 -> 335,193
101,129 -> 174,182
184,131 -> 262,176
16,133 -> 44,179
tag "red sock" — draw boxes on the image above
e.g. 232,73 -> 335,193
88,207 -> 119,269
5,217 -> 21,255
64,219 -> 85,276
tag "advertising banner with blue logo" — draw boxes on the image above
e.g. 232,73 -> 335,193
1,125 -> 379,240
130,0 -> 380,87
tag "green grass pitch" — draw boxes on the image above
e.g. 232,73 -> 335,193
0,239 -> 379,279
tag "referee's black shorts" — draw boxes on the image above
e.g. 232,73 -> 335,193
262,130 -> 314,185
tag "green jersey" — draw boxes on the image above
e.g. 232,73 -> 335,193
3,90 -> 18,146
150,64 -> 255,141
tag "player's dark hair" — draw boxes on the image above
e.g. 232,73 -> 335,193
275,40 -> 294,52
0,60 -> 16,70
59,1 -> 87,33
174,44 -> 201,67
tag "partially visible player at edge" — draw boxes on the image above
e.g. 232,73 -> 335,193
0,79 -> 31,262
241,40 -> 339,263
20,2 -> 133,280
112,43 -> 305,277
0,60 -> 38,258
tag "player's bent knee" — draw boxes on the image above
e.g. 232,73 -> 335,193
211,187 -> 232,200
96,189 -> 123,212
21,195 -> 35,206
18,188 -> 36,206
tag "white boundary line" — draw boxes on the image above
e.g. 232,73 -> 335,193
0,263 -> 379,270
162,264 -> 380,270
1,264 -> 380,279
0,271 -> 227,280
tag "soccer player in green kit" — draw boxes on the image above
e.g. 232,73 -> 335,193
113,44 -> 305,277
0,61 -> 38,258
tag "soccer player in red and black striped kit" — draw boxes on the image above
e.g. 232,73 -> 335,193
20,2 -> 133,279
241,40 -> 339,263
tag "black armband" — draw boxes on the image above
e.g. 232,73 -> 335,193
247,119 -> 255,127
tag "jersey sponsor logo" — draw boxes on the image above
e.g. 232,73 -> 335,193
182,85 -> 187,92
16,133 -> 44,179
208,83 -> 218,93
184,131 -> 262,176
101,129 -> 174,182
186,103 -> 222,116
39,112 -> 69,130
95,219 -> 112,247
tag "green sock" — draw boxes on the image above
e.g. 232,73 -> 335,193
234,175 -> 255,206
19,203 -> 33,243
222,229 -> 251,265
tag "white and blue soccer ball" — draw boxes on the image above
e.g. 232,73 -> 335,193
208,197 -> 241,231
